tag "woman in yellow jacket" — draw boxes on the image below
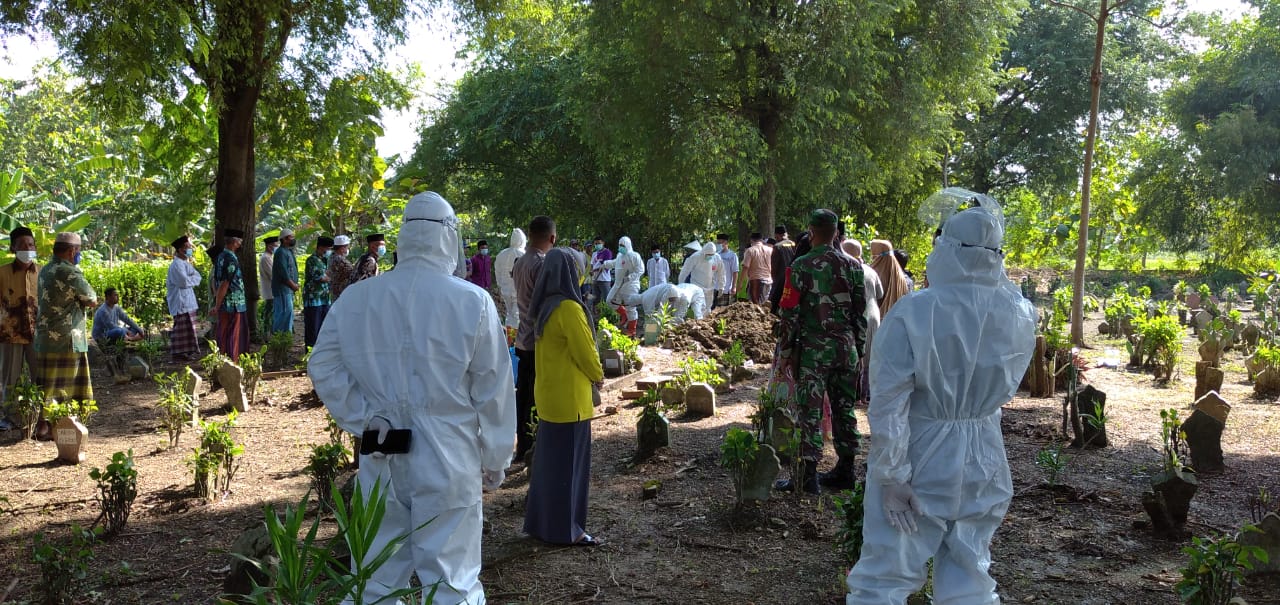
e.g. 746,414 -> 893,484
523,248 -> 605,546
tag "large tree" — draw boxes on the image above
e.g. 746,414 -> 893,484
574,0 -> 1021,241
1,0 -> 419,335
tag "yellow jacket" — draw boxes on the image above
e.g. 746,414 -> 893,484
534,300 -> 604,423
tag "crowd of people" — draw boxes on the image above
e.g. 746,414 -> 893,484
1,187 -> 1037,604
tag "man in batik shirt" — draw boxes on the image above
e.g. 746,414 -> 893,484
303,236 -> 333,348
35,232 -> 98,405
213,228 -> 249,361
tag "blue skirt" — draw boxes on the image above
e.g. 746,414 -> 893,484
523,419 -> 591,544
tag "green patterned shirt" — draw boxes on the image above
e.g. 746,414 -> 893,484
214,249 -> 247,313
35,257 -> 98,353
303,254 -> 330,308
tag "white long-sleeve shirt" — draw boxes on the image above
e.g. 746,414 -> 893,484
165,258 -> 202,316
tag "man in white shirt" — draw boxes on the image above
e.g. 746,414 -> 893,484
714,233 -> 739,308
646,244 -> 670,288
165,235 -> 202,361
259,235 -> 278,334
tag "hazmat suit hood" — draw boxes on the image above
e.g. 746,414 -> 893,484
684,240 -> 702,253
399,191 -> 462,275
700,242 -> 717,257
619,236 -> 633,255
924,208 -> 1011,292
510,228 -> 527,252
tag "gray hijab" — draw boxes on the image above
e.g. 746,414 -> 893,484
530,247 -> 591,340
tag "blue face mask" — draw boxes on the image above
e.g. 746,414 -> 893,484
479,248 -> 489,256
73,251 -> 82,264
324,249 -> 332,258
652,252 -> 661,259
376,245 -> 387,257
185,248 -> 195,259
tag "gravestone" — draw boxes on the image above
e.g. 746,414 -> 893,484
1186,292 -> 1202,309
1193,309 -> 1213,332
1194,363 -> 1224,401
740,443 -> 781,502
1194,390 -> 1231,424
1238,513 -> 1280,575
684,383 -> 716,417
642,317 -> 661,346
54,416 -> 88,464
636,414 -> 670,455
217,361 -> 248,412
1256,367 -> 1280,396
1180,408 -> 1226,474
126,356 -> 151,379
222,523 -> 277,600
1097,321 -> 1112,335
1070,385 -> 1108,449
1198,338 -> 1224,367
184,366 -> 203,427
601,350 -> 625,378
636,376 -> 671,391
1241,323 -> 1261,349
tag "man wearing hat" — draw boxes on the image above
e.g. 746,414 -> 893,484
326,235 -> 355,302
352,233 -> 385,284
166,235 -> 203,361
769,224 -> 796,314
35,232 -> 98,405
303,236 -> 333,348
213,229 -> 250,360
774,209 -> 867,494
0,226 -> 41,428
259,235 -> 279,333
271,229 -> 300,334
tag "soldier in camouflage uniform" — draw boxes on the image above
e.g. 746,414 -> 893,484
775,209 -> 868,494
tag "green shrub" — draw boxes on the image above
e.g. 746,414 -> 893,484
678,356 -> 724,387
31,525 -> 98,605
597,317 -> 640,369
88,450 -> 138,538
1135,314 -> 1184,380
264,331 -> 293,369
307,442 -> 350,508
81,261 -> 176,332
833,483 -> 867,565
719,427 -> 759,508
43,399 -> 98,426
1035,445 -> 1067,486
239,350 -> 264,407
5,376 -> 45,440
154,372 -> 196,448
1176,529 -> 1269,605
722,340 -> 746,372
189,412 -> 243,500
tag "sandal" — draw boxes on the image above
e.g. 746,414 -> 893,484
573,534 -> 602,547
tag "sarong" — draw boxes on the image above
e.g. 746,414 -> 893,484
169,311 -> 200,360
37,351 -> 93,403
216,311 -> 249,361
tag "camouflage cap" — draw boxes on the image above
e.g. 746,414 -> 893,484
808,209 -> 839,228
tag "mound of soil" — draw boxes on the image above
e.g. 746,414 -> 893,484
664,302 -> 779,364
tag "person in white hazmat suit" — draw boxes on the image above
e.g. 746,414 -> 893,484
495,228 -> 527,329
677,242 -> 721,312
309,191 -> 516,605
604,236 -> 645,336
846,208 -> 1036,605
639,282 -> 707,324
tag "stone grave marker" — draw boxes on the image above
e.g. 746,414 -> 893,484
601,350 -> 625,378
684,383 -> 716,417
1194,363 -> 1224,401
1193,309 -> 1213,332
127,356 -> 151,379
1181,408 -> 1225,474
184,366 -> 203,426
740,443 -> 781,502
54,416 -> 88,464
1239,512 -> 1280,575
1194,390 -> 1231,424
217,361 -> 249,412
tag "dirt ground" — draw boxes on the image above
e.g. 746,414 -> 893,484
2,305 -> 1280,604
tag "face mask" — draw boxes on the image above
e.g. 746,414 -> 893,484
719,243 -> 727,252
73,251 -> 82,265
594,244 -> 603,251
479,248 -> 489,256
15,251 -> 36,263
376,245 -> 387,257
705,254 -> 715,260
652,252 -> 660,259
324,249 -> 332,258
185,248 -> 194,259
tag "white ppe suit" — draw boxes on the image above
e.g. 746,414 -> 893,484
605,236 -> 645,322
677,242 -> 722,311
495,228 -> 527,329
310,191 -> 516,605
639,282 -> 707,324
846,209 -> 1036,605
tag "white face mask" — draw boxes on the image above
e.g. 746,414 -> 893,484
15,251 -> 36,263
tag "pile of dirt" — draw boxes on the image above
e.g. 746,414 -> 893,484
663,302 -> 779,363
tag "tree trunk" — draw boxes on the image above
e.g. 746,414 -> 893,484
1070,0 -> 1109,347
756,109 -> 781,240
215,83 -> 262,343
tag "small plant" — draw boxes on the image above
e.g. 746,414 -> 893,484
1135,314 -> 1184,380
264,330 -> 293,369
1174,280 -> 1189,302
1160,408 -> 1192,476
5,376 -> 46,440
597,317 -> 641,369
715,317 -> 728,336
43,399 -> 98,426
31,525 -> 98,605
1035,445 -> 1067,487
677,356 -> 725,387
594,301 -> 621,328
239,350 -> 264,407
294,345 -> 313,371
237,479 -> 430,605
832,483 -> 867,565
188,411 -> 243,499
722,339 -> 747,378
200,340 -> 231,382
135,336 -> 166,368
154,372 -> 196,448
1175,528 -> 1269,605
652,302 -> 676,333
307,442 -> 350,508
88,450 -> 138,538
719,427 -> 759,508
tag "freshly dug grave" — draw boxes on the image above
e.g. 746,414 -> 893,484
664,302 -> 779,363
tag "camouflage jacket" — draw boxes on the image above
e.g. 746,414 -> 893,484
35,257 -> 97,354
777,244 -> 867,366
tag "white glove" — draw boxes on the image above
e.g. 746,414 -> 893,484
882,482 -> 923,534
482,468 -> 505,491
365,416 -> 392,459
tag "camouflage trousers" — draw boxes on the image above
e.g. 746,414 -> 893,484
795,360 -> 861,462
